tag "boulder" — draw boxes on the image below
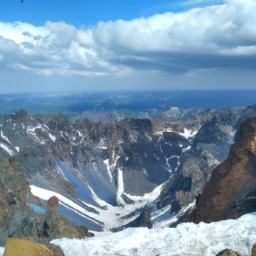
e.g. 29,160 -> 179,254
46,196 -> 59,211
251,244 -> 256,256
3,238 -> 54,256
216,249 -> 240,256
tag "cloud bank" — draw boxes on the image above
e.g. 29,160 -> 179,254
0,0 -> 256,79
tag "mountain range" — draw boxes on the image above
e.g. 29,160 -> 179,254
1,96 -> 256,254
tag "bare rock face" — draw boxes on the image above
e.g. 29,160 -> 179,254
46,196 -> 59,211
193,117 -> 256,223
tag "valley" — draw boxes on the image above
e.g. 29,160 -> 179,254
0,94 -> 256,255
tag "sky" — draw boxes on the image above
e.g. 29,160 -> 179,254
0,0 -> 256,93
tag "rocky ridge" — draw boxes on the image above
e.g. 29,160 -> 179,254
0,103 -> 255,242
193,116 -> 256,223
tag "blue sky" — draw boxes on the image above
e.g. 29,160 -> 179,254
0,0 -> 256,93
1,0 -> 222,26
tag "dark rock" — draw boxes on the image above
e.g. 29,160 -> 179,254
251,244 -> 256,256
111,207 -> 152,232
216,249 -> 241,256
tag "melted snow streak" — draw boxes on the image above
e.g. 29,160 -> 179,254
51,212 -> 256,256
0,143 -> 14,156
116,168 -> 125,206
0,131 -> 12,144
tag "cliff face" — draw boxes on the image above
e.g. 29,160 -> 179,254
0,156 -> 92,247
193,117 -> 256,223
157,109 -> 238,222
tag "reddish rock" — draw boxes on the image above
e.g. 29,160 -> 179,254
251,244 -> 256,256
193,117 -> 256,223
46,196 -> 59,211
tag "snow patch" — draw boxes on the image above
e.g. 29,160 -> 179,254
30,185 -> 101,226
0,143 -> 15,156
151,204 -> 172,221
26,124 -> 47,143
1,131 -> 12,144
179,127 -> 200,139
103,159 -> 114,184
123,183 -> 165,204
103,155 -> 120,184
165,155 -> 181,172
76,130 -> 84,144
154,200 -> 196,228
182,145 -> 191,152
30,184 -> 156,231
48,133 -> 56,142
143,168 -> 148,175
97,138 -> 108,149
116,168 -> 125,206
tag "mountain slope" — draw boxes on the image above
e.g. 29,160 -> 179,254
193,117 -> 256,223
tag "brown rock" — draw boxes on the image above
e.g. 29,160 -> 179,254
46,196 -> 59,211
216,249 -> 240,256
193,117 -> 256,223
3,238 -> 54,256
251,244 -> 256,256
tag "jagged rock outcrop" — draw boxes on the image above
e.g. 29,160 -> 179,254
156,110 -> 239,225
193,117 -> 256,223
47,196 -> 59,211
0,156 -> 93,247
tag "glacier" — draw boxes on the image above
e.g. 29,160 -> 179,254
50,212 -> 256,256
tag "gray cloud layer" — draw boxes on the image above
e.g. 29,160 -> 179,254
0,0 -> 256,80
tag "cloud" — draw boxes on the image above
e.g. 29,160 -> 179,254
0,0 -> 256,79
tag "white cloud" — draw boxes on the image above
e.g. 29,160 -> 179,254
0,0 -> 255,79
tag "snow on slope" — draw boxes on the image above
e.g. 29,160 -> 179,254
0,143 -> 15,156
30,183 -> 164,231
179,128 -> 200,139
51,212 -> 256,256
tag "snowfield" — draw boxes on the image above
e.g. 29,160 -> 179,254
51,212 -> 256,256
30,184 -> 164,231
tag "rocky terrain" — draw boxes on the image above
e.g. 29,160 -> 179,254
0,157 -> 91,255
0,102 -> 255,245
192,116 -> 256,223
